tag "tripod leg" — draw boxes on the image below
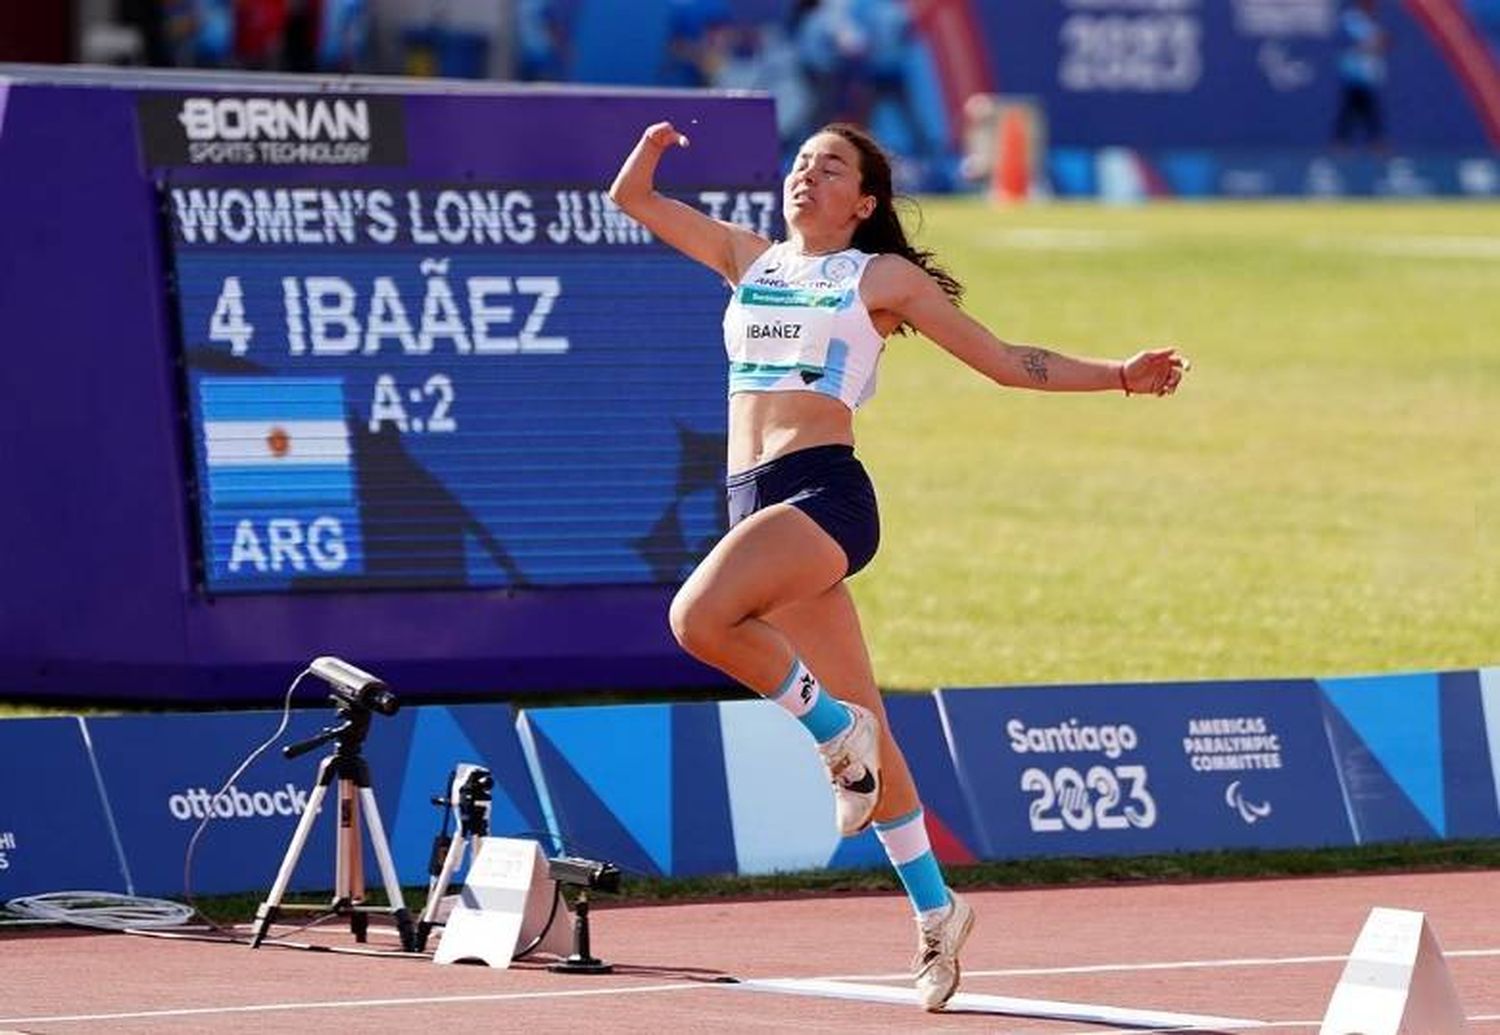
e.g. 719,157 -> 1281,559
416,830 -> 470,952
251,782 -> 330,948
339,779 -> 370,942
359,786 -> 415,951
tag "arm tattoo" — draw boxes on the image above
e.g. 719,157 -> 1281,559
1021,348 -> 1052,385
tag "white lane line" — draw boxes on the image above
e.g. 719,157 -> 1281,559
814,947 -> 1500,983
735,978 -> 1264,1028
1050,1013 -> 1500,1035
0,983 -> 702,1026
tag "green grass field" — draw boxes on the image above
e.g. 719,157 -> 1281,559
854,200 -> 1499,690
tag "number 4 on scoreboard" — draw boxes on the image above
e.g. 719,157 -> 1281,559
209,275 -> 255,353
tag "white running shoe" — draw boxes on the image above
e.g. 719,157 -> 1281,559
816,703 -> 882,836
913,893 -> 975,1012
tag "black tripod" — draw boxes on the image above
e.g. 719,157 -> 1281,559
249,704 -> 415,951
414,764 -> 493,952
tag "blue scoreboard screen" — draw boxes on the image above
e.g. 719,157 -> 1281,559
164,182 -> 777,593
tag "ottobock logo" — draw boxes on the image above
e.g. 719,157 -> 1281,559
167,783 -> 311,821
1225,780 -> 1272,824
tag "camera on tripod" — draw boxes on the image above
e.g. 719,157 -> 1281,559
252,657 -> 413,951
309,656 -> 399,716
454,766 -> 493,812
548,855 -> 622,894
433,763 -> 493,839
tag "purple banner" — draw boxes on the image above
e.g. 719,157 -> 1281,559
0,69 -> 777,702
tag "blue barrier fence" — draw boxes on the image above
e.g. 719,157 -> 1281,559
1049,148 -> 1500,199
3,667 -> 1497,900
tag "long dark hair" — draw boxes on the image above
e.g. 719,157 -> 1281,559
818,122 -> 964,332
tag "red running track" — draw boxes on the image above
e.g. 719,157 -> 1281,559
2,871 -> 1497,1033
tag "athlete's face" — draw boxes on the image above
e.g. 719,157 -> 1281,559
784,133 -> 876,237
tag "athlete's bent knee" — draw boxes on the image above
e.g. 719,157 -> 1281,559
668,588 -> 730,662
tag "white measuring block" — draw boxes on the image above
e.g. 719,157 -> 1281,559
737,977 -> 1265,1027
1320,907 -> 1469,1035
434,837 -> 570,967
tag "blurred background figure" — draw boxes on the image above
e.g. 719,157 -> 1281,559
1331,0 -> 1388,151
792,0 -> 867,132
710,20 -> 815,156
515,0 -> 570,82
107,0 -> 366,72
234,0 -> 290,70
1467,0 -> 1500,58
318,0 -> 370,73
164,0 -> 235,67
853,0 -> 936,182
662,0 -> 734,87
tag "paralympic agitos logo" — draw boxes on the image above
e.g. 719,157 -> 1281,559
137,93 -> 407,167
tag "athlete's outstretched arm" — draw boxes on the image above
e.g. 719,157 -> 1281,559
609,121 -> 770,284
865,255 -> 1188,395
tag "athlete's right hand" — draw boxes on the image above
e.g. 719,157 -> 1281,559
643,121 -> 689,151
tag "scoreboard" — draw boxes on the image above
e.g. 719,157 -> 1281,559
0,70 -> 781,700
165,182 -> 774,592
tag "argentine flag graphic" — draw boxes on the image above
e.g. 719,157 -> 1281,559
196,377 -> 363,589
200,378 -> 353,505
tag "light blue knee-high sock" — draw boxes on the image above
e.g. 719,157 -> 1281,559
768,657 -> 852,744
874,807 -> 952,920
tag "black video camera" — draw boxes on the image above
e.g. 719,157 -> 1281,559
547,855 -> 622,894
309,656 -> 399,716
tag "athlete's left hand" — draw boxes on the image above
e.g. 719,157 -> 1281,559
1121,347 -> 1190,396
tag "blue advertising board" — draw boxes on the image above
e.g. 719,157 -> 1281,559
976,0 -> 1500,150
4,667 -> 1496,896
939,681 -> 1354,859
519,695 -> 980,879
1050,147 -> 1500,199
166,182 -> 764,593
0,718 -> 128,898
85,707 -> 418,896
386,703 -> 554,885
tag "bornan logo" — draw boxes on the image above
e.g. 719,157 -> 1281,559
178,96 -> 372,143
1224,780 -> 1272,824
138,93 -> 406,167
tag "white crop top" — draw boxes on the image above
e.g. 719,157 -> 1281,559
722,241 -> 887,410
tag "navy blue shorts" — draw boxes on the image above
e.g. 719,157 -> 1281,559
725,444 -> 880,577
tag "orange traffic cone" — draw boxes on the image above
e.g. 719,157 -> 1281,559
991,106 -> 1030,204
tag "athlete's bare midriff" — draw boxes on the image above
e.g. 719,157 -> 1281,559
727,390 -> 855,474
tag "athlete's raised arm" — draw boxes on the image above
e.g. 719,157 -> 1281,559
608,121 -> 771,284
863,254 -> 1189,396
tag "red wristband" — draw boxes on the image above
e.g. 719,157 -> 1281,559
1117,364 -> 1130,396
